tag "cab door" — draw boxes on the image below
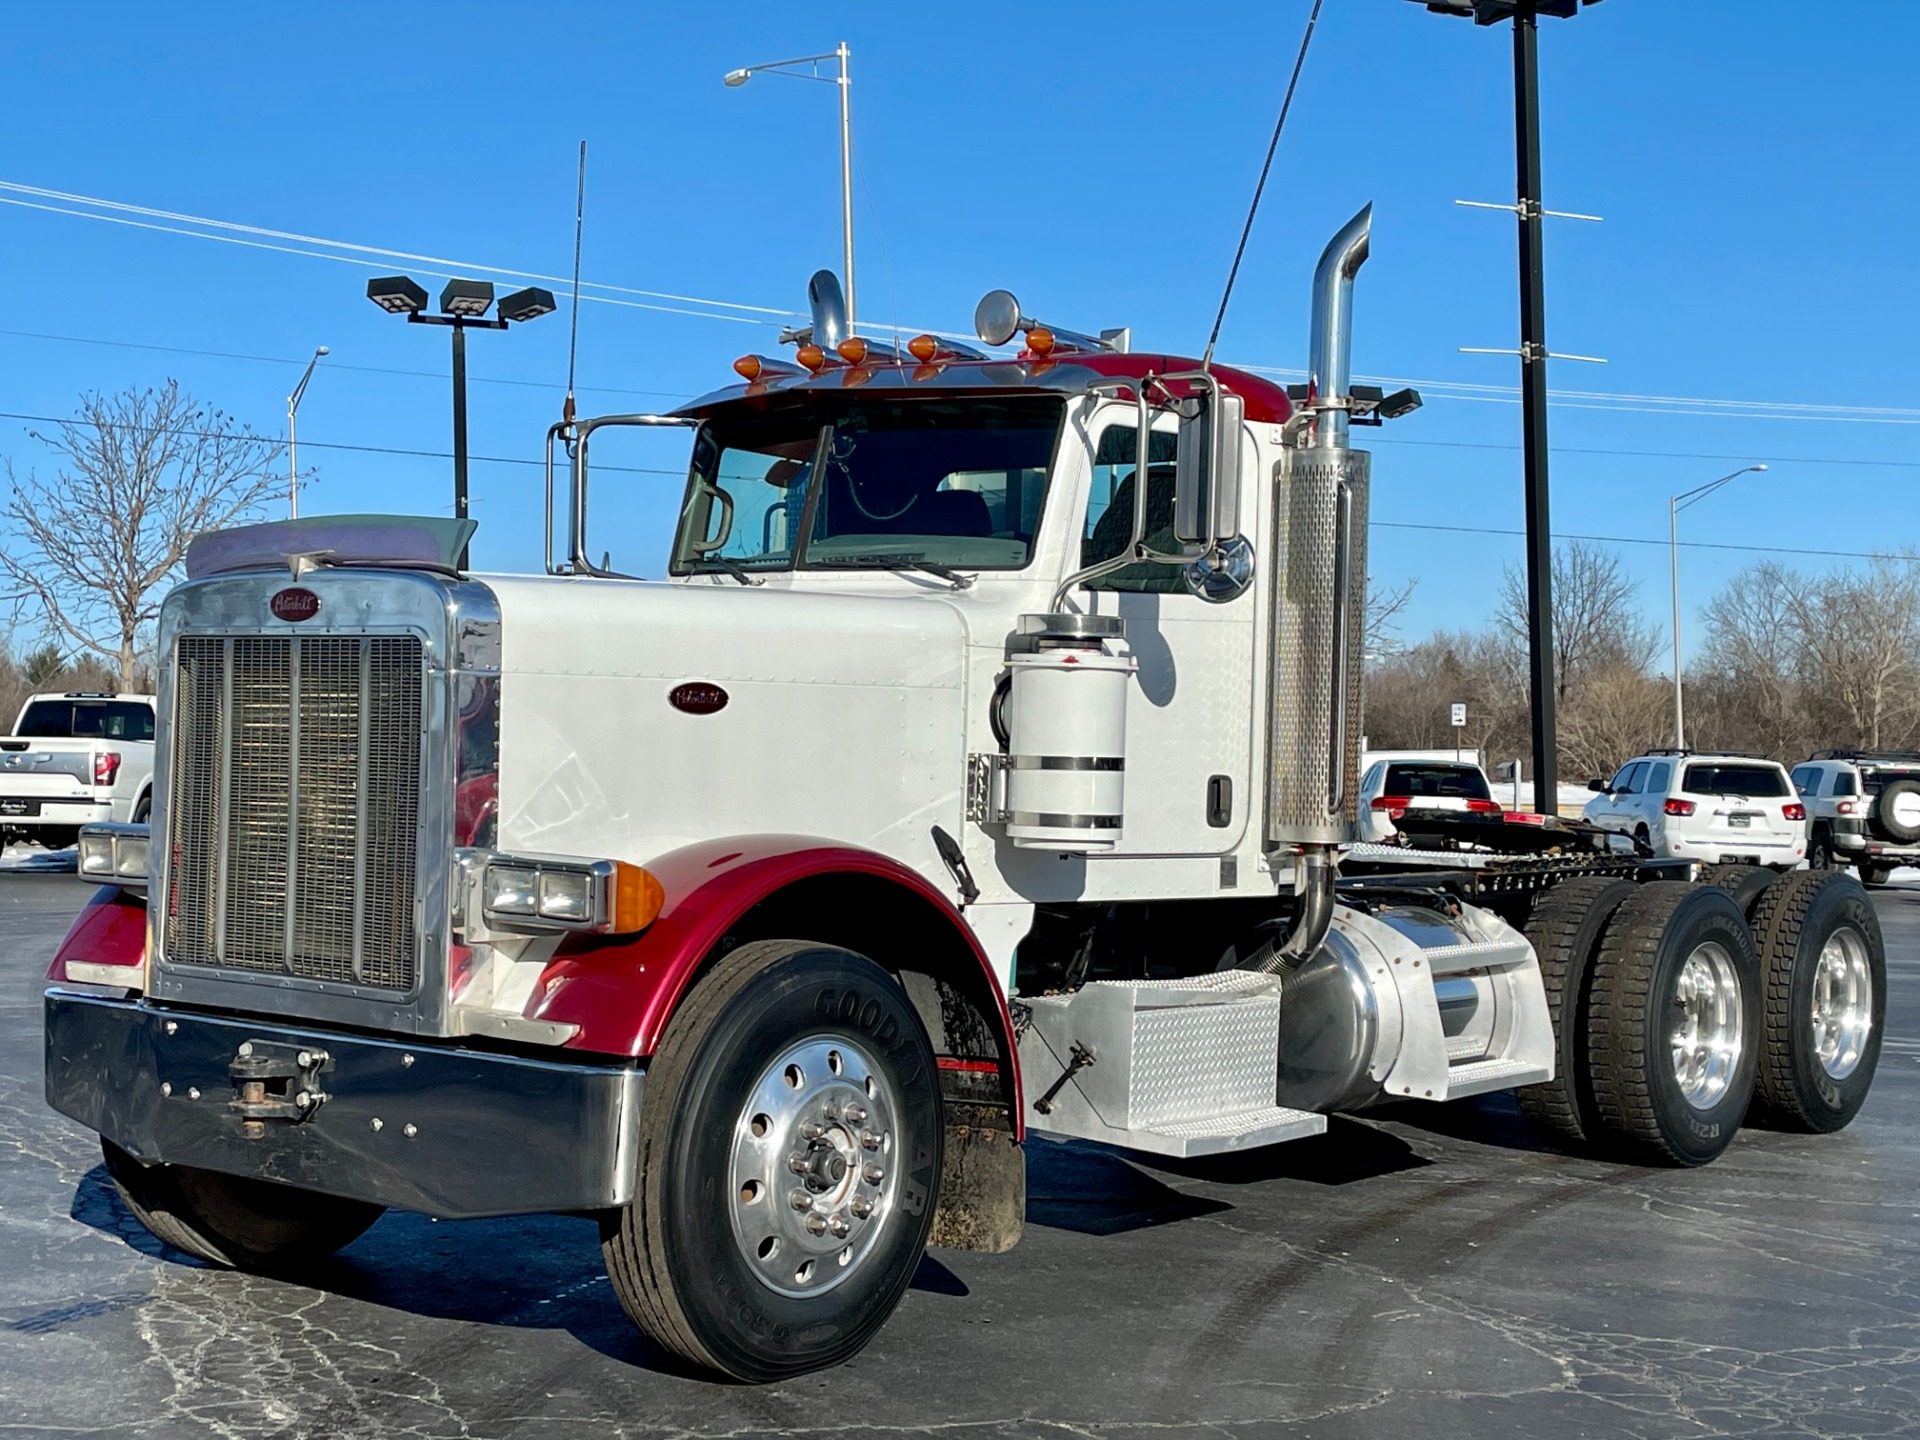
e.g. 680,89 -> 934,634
1071,412 -> 1255,856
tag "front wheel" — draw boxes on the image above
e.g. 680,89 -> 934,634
102,1140 -> 384,1269
1750,870 -> 1885,1132
1807,829 -> 1834,871
602,940 -> 942,1382
1587,883 -> 1761,1166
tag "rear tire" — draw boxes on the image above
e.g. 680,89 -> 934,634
1587,883 -> 1760,1166
102,1140 -> 383,1269
1749,870 -> 1885,1132
1516,875 -> 1637,1150
1807,828 -> 1834,871
131,793 -> 151,825
1696,862 -> 1773,919
601,939 -> 942,1382
1858,862 -> 1893,888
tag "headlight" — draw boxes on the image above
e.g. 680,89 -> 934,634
78,823 -> 149,890
463,850 -> 663,936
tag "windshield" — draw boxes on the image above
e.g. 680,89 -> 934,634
15,699 -> 153,741
671,397 -> 1064,576
1382,764 -> 1491,801
1682,762 -> 1789,798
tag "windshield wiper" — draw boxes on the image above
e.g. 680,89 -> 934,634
815,554 -> 976,590
689,556 -> 765,587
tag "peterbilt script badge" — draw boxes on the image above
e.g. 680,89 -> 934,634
668,682 -> 729,716
269,587 -> 321,623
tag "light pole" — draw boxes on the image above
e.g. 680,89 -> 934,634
1406,0 -> 1602,813
286,345 -> 328,518
724,42 -> 855,326
1669,464 -> 1767,747
366,276 -> 555,562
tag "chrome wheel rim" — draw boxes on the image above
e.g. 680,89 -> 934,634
1670,941 -> 1744,1110
727,1036 -> 900,1298
1811,926 -> 1874,1080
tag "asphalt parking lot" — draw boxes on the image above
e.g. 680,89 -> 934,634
5,871 -> 1920,1440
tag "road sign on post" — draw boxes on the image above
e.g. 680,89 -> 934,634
1450,703 -> 1467,728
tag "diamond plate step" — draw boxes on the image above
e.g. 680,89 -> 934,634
1444,1056 -> 1551,1099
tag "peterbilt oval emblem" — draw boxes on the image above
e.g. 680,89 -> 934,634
269,587 -> 321,623
669,682 -> 729,715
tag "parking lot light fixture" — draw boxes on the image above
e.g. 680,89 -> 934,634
1670,463 -> 1769,747
286,345 -> 329,519
724,43 -> 854,325
365,272 -> 555,555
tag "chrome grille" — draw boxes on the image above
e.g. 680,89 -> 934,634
165,634 -> 424,991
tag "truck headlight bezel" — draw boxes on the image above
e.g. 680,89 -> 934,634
460,849 -> 663,937
78,823 -> 149,891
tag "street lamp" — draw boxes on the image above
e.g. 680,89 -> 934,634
724,42 -> 855,326
286,344 -> 328,519
1669,464 -> 1768,747
365,275 -> 555,554
1406,0 -> 1602,813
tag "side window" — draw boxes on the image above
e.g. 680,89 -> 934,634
1833,770 -> 1859,797
1791,765 -> 1815,795
1081,424 -> 1182,593
1361,762 -> 1383,793
1647,761 -> 1671,794
1610,762 -> 1644,794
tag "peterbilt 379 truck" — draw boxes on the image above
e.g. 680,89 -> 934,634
43,207 -> 1886,1381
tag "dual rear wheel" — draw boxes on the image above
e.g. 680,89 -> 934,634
1520,868 -> 1884,1164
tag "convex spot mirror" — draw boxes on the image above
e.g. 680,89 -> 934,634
974,289 -> 1024,348
1173,389 -> 1245,547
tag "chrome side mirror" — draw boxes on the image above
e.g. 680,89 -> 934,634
1174,389 -> 1244,548
1183,535 -> 1255,604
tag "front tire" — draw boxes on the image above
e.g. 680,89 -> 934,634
1750,871 -> 1885,1132
102,1140 -> 383,1269
1807,829 -> 1834,871
1587,883 -> 1761,1166
602,939 -> 942,1382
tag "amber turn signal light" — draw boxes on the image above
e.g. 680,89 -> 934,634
610,861 -> 665,935
1024,326 -> 1056,358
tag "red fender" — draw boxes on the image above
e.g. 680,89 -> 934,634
45,885 -> 147,983
525,835 -> 1021,1127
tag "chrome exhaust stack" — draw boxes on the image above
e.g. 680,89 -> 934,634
1259,205 -> 1374,968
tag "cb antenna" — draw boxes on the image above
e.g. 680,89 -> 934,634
565,140 -> 586,425
1202,0 -> 1325,370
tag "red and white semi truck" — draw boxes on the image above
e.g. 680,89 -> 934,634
44,207 -> 1885,1380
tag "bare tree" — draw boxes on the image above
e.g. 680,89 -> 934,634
1,383 -> 284,688
1498,539 -> 1659,704
1365,577 -> 1420,660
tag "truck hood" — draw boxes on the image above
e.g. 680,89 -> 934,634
480,575 -> 971,869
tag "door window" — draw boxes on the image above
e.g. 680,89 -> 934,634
1610,761 -> 1647,794
1080,424 -> 1182,593
1647,761 -> 1672,794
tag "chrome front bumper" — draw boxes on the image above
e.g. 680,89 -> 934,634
45,990 -> 643,1219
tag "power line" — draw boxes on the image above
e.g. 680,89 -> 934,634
1374,518 -> 1907,564
1369,433 -> 1920,472
6,176 -> 1917,428
0,325 -> 692,402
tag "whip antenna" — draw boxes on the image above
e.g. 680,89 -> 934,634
1202,0 -> 1326,370
565,140 -> 586,424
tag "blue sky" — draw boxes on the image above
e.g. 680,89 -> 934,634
0,1 -> 1912,654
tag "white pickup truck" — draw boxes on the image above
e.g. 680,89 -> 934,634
1,692 -> 156,851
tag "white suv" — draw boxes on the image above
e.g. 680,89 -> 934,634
1583,750 -> 1806,868
1790,750 -> 1920,884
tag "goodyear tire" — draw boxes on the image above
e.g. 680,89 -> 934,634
601,939 -> 942,1382
102,1140 -> 383,1269
1749,870 -> 1885,1133
1870,777 -> 1920,843
1587,883 -> 1761,1166
1516,875 -> 1637,1150
1696,862 -> 1773,919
